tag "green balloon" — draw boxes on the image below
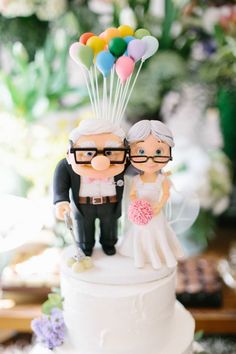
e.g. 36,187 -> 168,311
78,44 -> 94,69
108,37 -> 127,58
135,28 -> 150,39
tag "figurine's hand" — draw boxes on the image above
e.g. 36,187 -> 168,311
55,202 -> 71,220
153,203 -> 162,215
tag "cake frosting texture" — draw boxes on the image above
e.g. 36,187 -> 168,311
54,246 -> 195,354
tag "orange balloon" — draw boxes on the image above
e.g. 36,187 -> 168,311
104,27 -> 120,43
87,36 -> 106,55
79,32 -> 95,45
118,25 -> 134,37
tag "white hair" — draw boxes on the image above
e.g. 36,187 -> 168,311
69,119 -> 126,143
127,120 -> 174,147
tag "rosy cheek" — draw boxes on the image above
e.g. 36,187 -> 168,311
131,162 -> 144,171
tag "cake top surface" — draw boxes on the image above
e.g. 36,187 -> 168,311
62,245 -> 174,286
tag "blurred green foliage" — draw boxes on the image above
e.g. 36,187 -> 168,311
0,35 -> 88,121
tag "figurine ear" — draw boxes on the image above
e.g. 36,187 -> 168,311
66,140 -> 73,164
66,151 -> 72,165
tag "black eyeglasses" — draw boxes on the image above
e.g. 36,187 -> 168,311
130,145 -> 172,164
129,155 -> 172,163
70,147 -> 129,164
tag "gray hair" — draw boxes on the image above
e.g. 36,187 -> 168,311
127,120 -> 174,147
69,119 -> 126,143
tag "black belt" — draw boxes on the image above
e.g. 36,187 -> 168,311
78,196 -> 117,205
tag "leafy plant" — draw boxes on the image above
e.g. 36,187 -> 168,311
0,34 -> 88,122
42,293 -> 64,315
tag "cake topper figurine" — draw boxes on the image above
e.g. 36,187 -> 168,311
119,120 -> 185,269
53,25 -> 159,258
53,119 -> 128,256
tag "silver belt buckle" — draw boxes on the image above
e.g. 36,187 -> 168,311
92,197 -> 103,205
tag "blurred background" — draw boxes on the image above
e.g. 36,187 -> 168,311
0,1 -> 236,353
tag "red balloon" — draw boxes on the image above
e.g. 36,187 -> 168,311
79,32 -> 95,45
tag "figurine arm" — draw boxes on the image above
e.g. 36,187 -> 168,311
153,177 -> 171,215
129,181 -> 137,201
53,159 -> 72,220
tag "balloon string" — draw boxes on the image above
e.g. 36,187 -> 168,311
119,60 -> 144,121
94,65 -> 101,119
114,80 -> 123,123
116,80 -> 126,122
117,74 -> 132,123
108,66 -> 115,121
102,77 -> 107,120
105,77 -> 108,120
80,67 -> 96,119
116,81 -> 124,121
88,67 -> 99,119
111,77 -> 121,123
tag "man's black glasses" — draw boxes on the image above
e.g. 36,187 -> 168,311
70,147 -> 129,164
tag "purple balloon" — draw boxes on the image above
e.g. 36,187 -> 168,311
127,39 -> 146,62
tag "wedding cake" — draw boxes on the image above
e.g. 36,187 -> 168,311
31,246 -> 195,354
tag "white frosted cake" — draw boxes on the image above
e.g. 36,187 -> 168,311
31,246 -> 195,354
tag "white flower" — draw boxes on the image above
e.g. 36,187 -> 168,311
202,7 -> 221,34
0,0 -> 35,18
36,0 -> 67,21
150,0 -> 165,18
119,7 -> 137,29
191,42 -> 208,61
213,196 -> 230,215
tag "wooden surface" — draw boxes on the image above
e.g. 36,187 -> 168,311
0,227 -> 235,335
0,304 -> 41,333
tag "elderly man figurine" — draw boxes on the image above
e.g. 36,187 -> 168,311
53,119 -> 128,256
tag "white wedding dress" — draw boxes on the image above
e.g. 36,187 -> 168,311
119,174 -> 185,269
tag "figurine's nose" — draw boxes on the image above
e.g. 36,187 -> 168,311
91,156 -> 110,170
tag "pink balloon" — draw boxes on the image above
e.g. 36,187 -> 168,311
127,39 -> 146,62
99,31 -> 106,40
116,56 -> 135,83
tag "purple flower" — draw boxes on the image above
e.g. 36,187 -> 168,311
31,308 -> 66,350
50,308 -> 65,332
202,39 -> 217,56
31,316 -> 51,341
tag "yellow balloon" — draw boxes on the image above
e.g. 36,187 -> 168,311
87,36 -> 106,55
104,27 -> 120,43
118,25 -> 134,37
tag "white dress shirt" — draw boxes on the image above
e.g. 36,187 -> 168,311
79,176 -> 116,197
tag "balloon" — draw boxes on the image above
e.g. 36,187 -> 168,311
127,39 -> 146,62
87,36 -> 106,56
116,56 -> 135,83
104,27 -> 120,43
99,31 -> 106,40
135,28 -> 150,39
96,50 -> 115,77
79,32 -> 95,45
124,36 -> 134,56
108,37 -> 127,57
118,24 -> 134,37
69,42 -> 94,70
142,36 -> 159,61
124,36 -> 135,44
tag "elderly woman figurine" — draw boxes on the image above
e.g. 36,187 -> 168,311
119,120 -> 184,269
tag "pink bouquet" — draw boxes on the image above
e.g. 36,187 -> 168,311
128,199 -> 153,225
